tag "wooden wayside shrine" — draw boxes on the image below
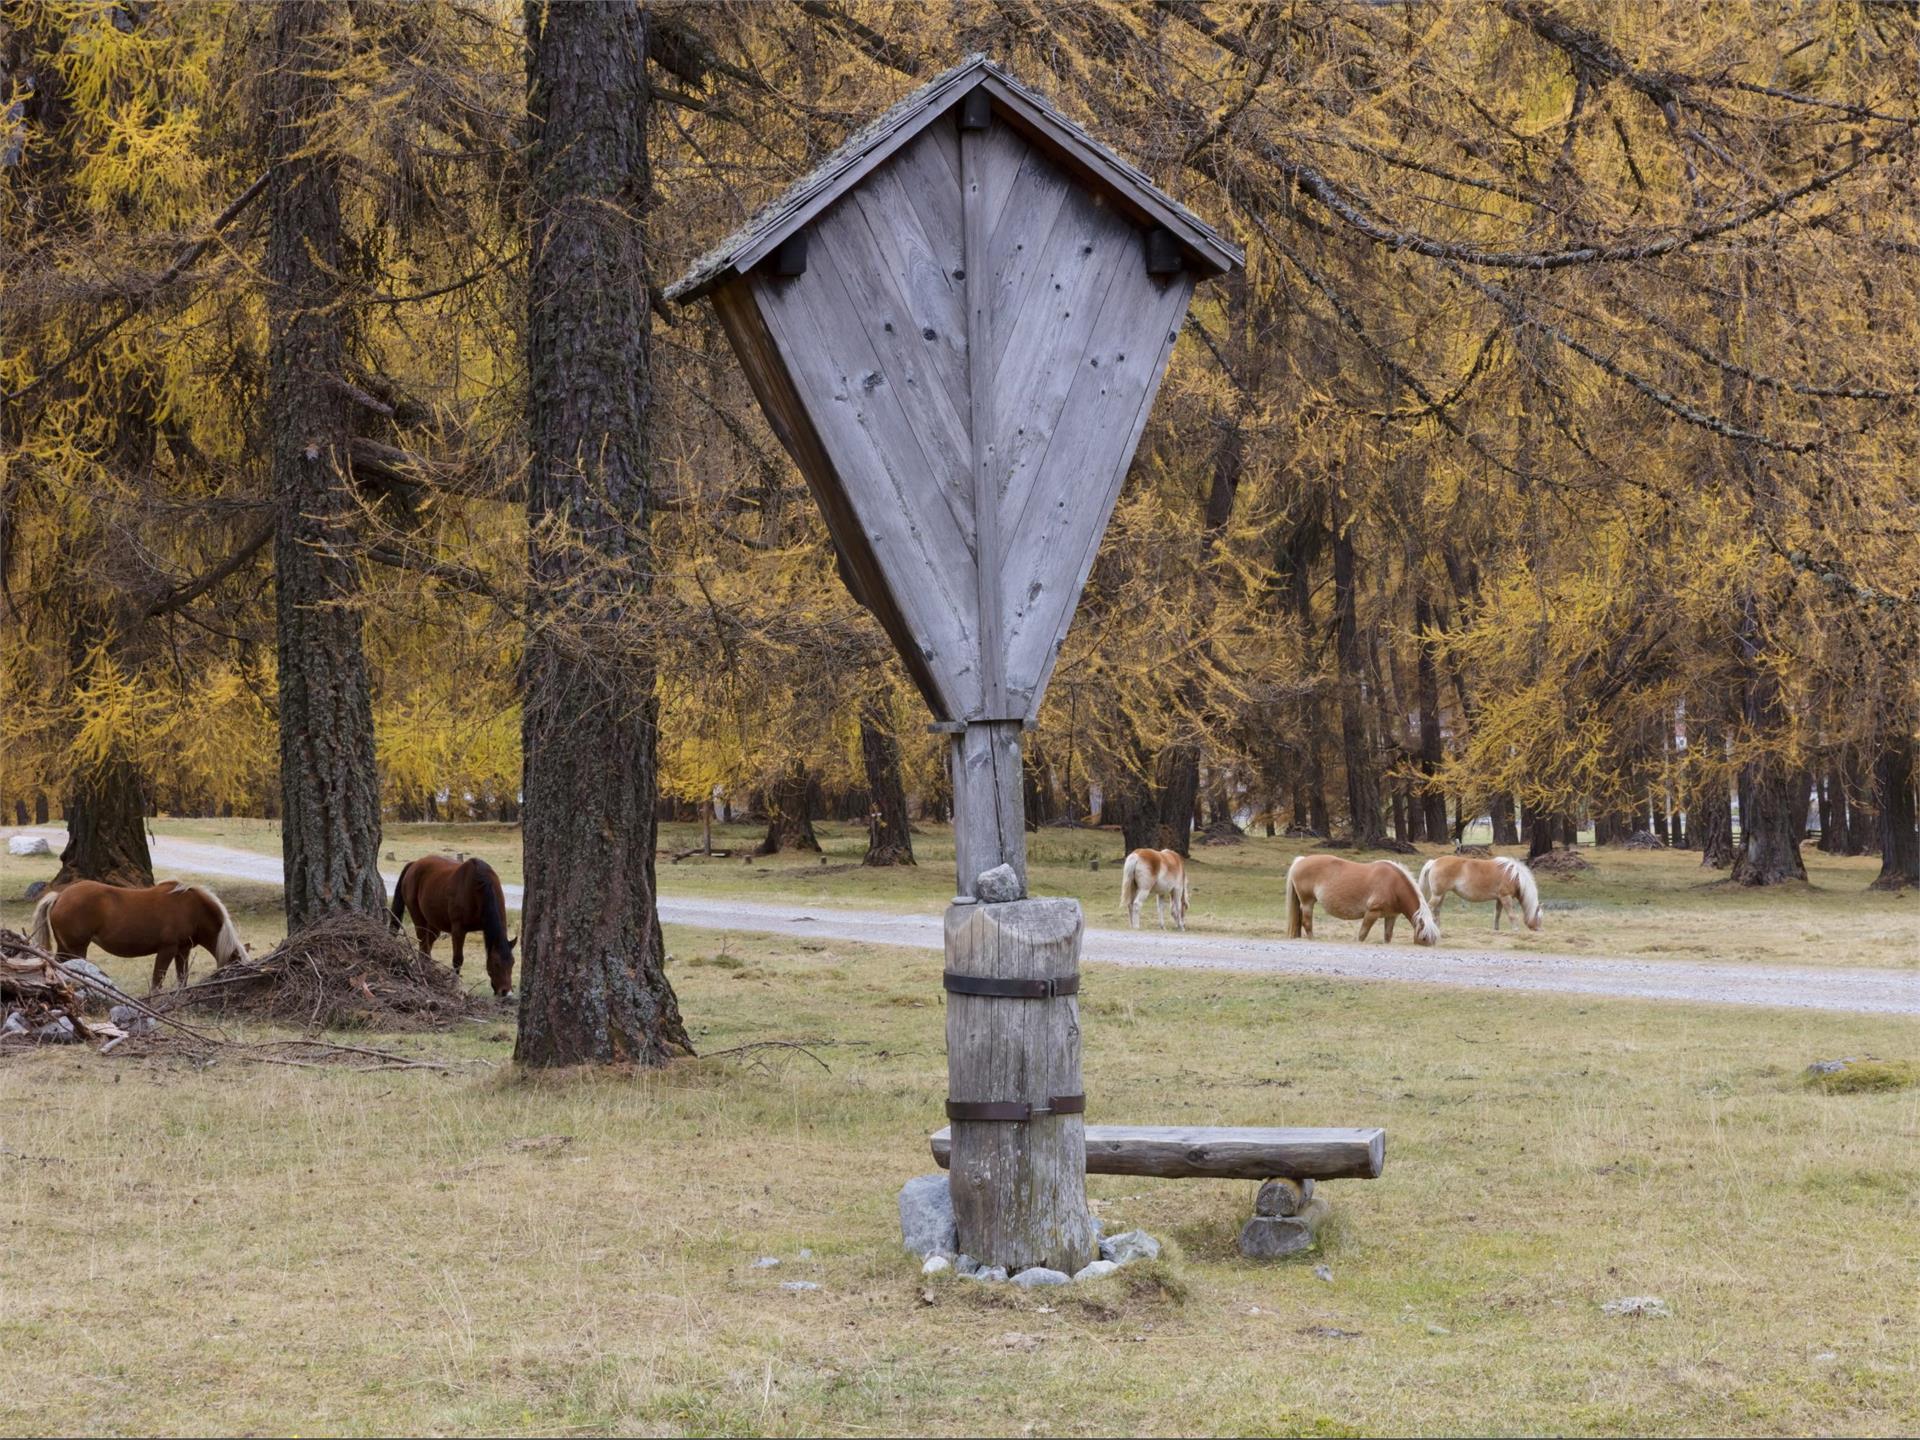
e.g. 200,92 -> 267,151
671,56 -> 1253,1273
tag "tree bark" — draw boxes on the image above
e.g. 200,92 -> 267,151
267,0 -> 385,929
56,752 -> 152,887
1152,743 -> 1199,856
1331,493 -> 1385,848
1489,793 -> 1518,846
758,761 -> 822,854
1281,511 -> 1330,837
1413,591 -> 1449,843
1729,596 -> 1805,886
1841,746 -> 1876,856
516,0 -> 689,1067
1870,728 -> 1918,891
860,705 -> 915,866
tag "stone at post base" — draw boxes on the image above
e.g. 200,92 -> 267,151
944,896 -> 1098,1276
1238,1195 -> 1331,1259
898,1173 -> 958,1257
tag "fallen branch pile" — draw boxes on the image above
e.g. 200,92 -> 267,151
0,926 -> 476,1072
153,912 -> 492,1032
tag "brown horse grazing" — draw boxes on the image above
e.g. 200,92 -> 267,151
1285,854 -> 1440,946
30,880 -> 248,990
1418,855 -> 1543,932
389,855 -> 516,996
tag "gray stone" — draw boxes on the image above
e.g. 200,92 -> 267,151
1099,1229 -> 1161,1265
1072,1259 -> 1120,1282
964,1266 -> 1009,1283
921,1255 -> 950,1276
34,1017 -> 79,1044
898,1173 -> 958,1257
108,1005 -> 155,1036
59,958 -> 115,1009
1313,1264 -> 1334,1283
1806,1058 -> 1858,1076
750,1256 -> 781,1269
955,1253 -> 980,1276
1238,1214 -> 1319,1260
1011,1267 -> 1071,1288
8,835 -> 52,856
974,863 -> 1023,903
1,1011 -> 26,1036
1602,1295 -> 1670,1319
780,1281 -> 821,1293
23,880 -> 48,901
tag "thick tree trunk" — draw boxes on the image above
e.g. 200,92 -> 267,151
1526,806 -> 1561,861
1490,793 -> 1518,847
860,706 -> 915,867
1841,746 -> 1876,856
516,0 -> 689,1067
56,753 -> 152,887
266,0 -> 384,929
1022,740 -> 1057,829
1331,498 -> 1385,848
1153,743 -> 1199,856
1282,517 -> 1330,837
758,761 -> 822,854
1870,728 -> 1918,891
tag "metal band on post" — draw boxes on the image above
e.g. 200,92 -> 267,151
942,970 -> 1080,999
946,1095 -> 1086,1123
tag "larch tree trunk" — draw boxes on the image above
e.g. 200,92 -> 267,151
1869,728 -> 1918,892
1841,746 -> 1876,856
1413,591 -> 1449,844
860,704 -> 915,867
516,0 -> 690,1068
1729,595 -> 1805,886
1281,510 -> 1330,837
266,0 -> 385,929
1489,794 -> 1519,847
56,752 -> 152,887
758,761 -> 822,854
1331,493 -> 1385,848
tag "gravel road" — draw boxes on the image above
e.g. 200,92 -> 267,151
12,830 -> 1915,1016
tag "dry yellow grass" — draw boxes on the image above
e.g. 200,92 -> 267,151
1,868 -> 1916,1435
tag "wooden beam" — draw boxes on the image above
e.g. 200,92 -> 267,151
930,1123 -> 1387,1181
960,100 -> 1006,719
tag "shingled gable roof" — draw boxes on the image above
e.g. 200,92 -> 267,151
666,53 -> 1243,305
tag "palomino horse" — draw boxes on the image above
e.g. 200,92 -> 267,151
1418,854 -> 1542,932
30,880 -> 247,990
1284,855 -> 1440,946
1122,848 -> 1191,931
389,855 -> 515,996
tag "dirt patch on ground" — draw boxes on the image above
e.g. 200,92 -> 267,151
160,913 -> 491,1032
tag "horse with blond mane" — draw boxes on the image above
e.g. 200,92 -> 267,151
30,879 -> 248,990
1417,854 -> 1542,932
1284,854 -> 1440,946
1121,847 -> 1191,931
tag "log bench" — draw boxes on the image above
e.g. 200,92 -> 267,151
930,1124 -> 1385,1260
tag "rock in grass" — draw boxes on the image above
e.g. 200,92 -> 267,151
1011,1267 -> 1070,1288
108,1005 -> 154,1036
58,958 -> 115,1009
23,880 -> 48,901
965,1266 -> 1009,1283
7,835 -> 51,856
974,864 -> 1024,903
1100,1229 -> 1161,1265
780,1280 -> 821,1293
750,1256 -> 781,1269
1805,1057 -> 1919,1093
921,1254 -> 950,1276
1602,1295 -> 1670,1319
898,1173 -> 957,1257
1072,1259 -> 1120,1282
1238,1214 -> 1318,1260
955,1254 -> 980,1276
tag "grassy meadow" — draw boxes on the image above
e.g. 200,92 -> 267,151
0,830 -> 1915,1435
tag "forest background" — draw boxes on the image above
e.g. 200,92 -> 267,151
5,0 -> 1918,971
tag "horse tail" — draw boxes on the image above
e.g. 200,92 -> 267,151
468,859 -> 512,959
1120,852 -> 1140,916
1416,857 -> 1438,903
1285,859 -> 1303,938
1500,856 -> 1542,929
389,861 -> 413,931
29,888 -> 59,951
188,885 -> 246,966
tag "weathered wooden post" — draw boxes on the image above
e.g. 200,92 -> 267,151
669,56 -> 1241,1273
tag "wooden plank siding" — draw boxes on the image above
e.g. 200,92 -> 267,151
750,260 -> 984,717
709,284 -> 951,717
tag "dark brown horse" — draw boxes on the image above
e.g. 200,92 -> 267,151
30,880 -> 248,990
389,855 -> 516,996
